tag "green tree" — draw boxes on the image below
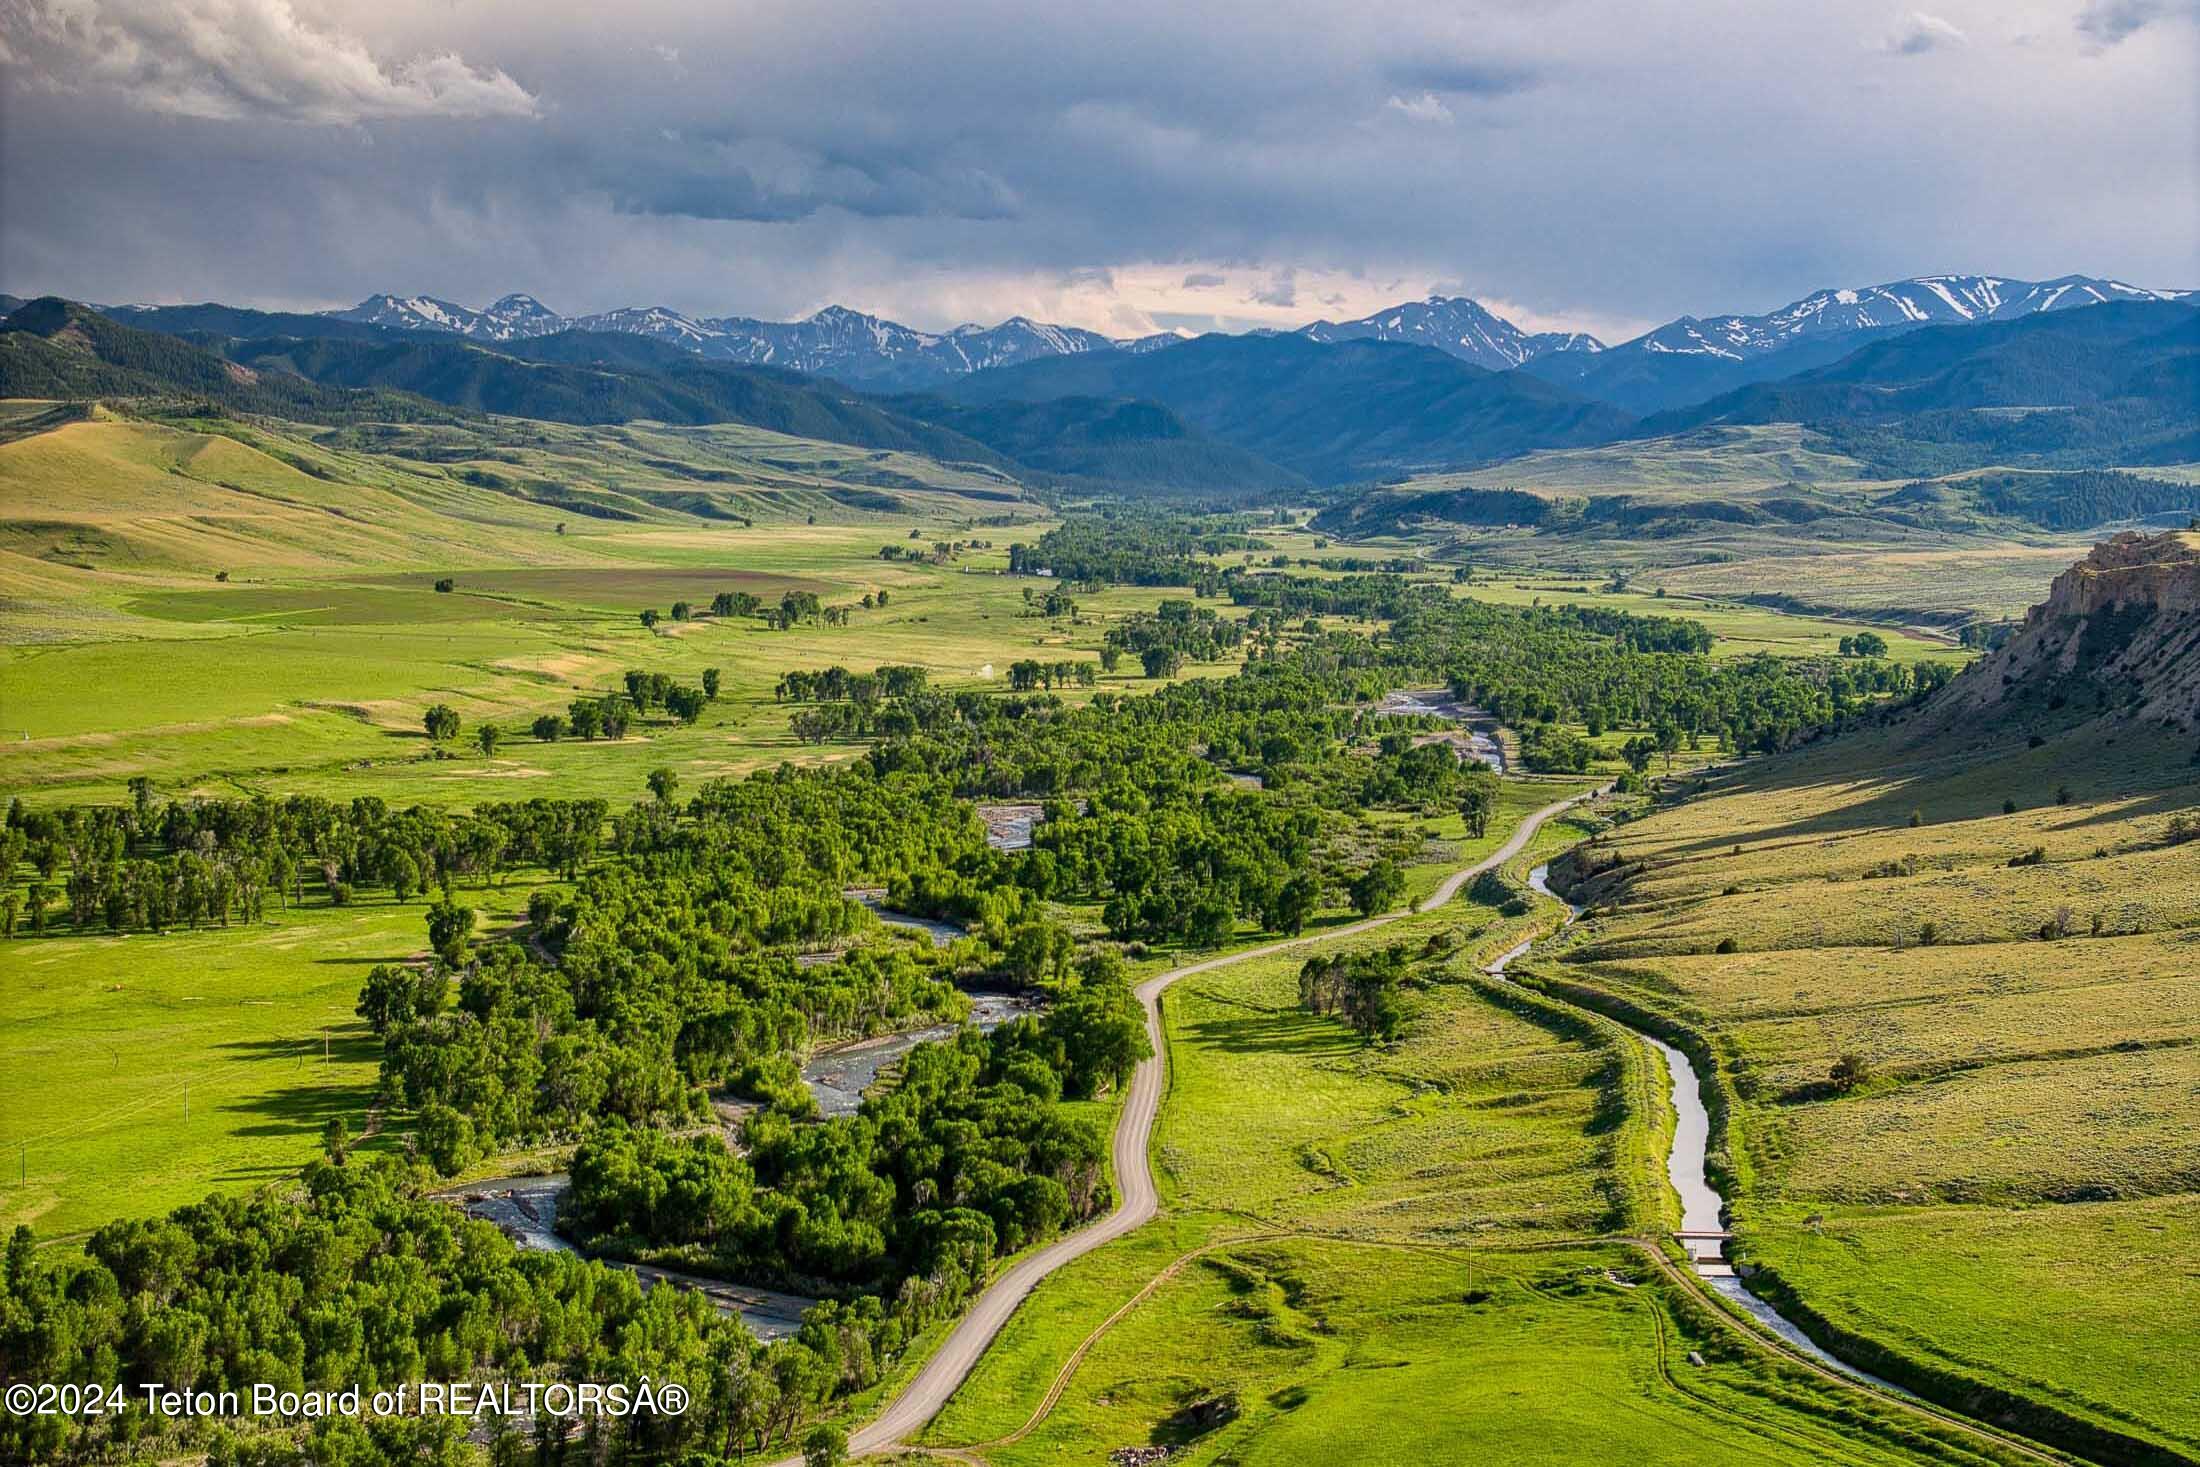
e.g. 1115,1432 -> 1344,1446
1830,1051 -> 1872,1093
1263,872 -> 1319,934
1349,858 -> 1404,916
803,1423 -> 848,1467
426,899 -> 475,967
1457,774 -> 1497,838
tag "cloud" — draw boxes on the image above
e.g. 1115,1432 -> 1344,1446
606,137 -> 1022,223
1384,58 -> 1541,97
0,0 -> 538,123
2076,0 -> 2198,44
1882,11 -> 1969,53
1,1 -> 2192,342
1385,91 -> 1455,124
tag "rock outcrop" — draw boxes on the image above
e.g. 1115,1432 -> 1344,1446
1932,531 -> 2200,732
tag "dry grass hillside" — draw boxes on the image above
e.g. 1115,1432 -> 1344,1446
1525,533 -> 2200,1463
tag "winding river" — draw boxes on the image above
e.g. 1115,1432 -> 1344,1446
802,992 -> 1028,1118
1495,864 -> 1903,1392
448,983 -> 1026,1335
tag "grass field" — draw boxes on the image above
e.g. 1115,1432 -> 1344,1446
0,406 -> 1059,805
935,1233 -> 1981,1467
0,885 -> 547,1240
1540,715 -> 2200,1456
1308,424 -> 2113,628
1448,576 -> 1967,662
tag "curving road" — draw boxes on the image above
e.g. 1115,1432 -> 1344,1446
788,786 -> 1600,1463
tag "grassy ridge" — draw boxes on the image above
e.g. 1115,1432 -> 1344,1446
1541,718 -> 2200,1458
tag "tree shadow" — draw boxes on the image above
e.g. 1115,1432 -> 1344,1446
217,1076 -> 377,1138
213,1024 -> 380,1068
1179,1011 -> 1366,1059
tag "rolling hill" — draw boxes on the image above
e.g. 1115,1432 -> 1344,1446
882,393 -> 1301,494
0,298 -> 449,422
1636,299 -> 2200,474
940,331 -> 1636,483
6,298 -> 1287,495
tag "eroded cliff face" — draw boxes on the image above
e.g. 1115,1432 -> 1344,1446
1935,531 -> 2200,733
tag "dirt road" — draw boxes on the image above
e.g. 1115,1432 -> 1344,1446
791,785 -> 1599,1463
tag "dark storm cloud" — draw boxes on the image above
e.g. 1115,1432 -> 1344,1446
1381,58 -> 1542,96
1,0 -> 2194,338
2076,0 -> 2198,44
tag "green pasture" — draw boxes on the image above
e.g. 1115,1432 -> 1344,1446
1747,1197 -> 2200,1459
1454,577 -> 1968,663
0,884 -> 541,1241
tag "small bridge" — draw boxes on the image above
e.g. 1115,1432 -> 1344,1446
1675,1230 -> 1733,1268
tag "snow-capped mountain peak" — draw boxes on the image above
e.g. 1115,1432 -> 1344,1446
1297,294 -> 1606,371
476,294 -> 567,341
1628,273 -> 2189,360
332,294 -> 486,335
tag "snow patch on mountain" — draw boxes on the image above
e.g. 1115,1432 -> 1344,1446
1297,295 -> 1605,370
1622,274 -> 2191,360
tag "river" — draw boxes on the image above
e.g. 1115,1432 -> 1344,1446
1371,688 -> 1506,772
1494,864 -> 1905,1393
447,988 -> 1030,1335
802,992 -> 1030,1118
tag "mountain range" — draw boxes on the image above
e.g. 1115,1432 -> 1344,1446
1523,273 -> 2192,413
931,332 -> 1632,484
275,272 -> 2185,401
327,294 -> 1124,390
12,276 -> 2195,495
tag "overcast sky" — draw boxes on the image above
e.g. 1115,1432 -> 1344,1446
2,0 -> 2194,342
